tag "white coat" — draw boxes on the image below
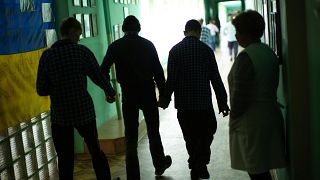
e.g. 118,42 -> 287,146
228,43 -> 287,173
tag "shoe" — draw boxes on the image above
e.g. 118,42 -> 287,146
190,169 -> 199,179
198,166 -> 210,179
155,155 -> 172,176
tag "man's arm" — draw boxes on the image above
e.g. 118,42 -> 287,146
208,51 -> 229,115
158,50 -> 176,109
100,47 -> 114,85
85,49 -> 115,97
36,51 -> 50,96
150,44 -> 165,95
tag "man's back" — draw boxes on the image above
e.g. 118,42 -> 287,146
224,22 -> 237,42
41,40 -> 91,96
37,39 -> 109,125
166,36 -> 225,110
101,34 -> 165,91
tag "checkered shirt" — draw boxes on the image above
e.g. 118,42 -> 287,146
164,36 -> 228,111
200,26 -> 212,48
36,39 -> 115,126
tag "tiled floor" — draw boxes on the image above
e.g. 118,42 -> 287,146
73,47 -> 250,180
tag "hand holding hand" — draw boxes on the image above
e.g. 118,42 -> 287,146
158,97 -> 170,109
219,104 -> 230,117
221,109 -> 230,117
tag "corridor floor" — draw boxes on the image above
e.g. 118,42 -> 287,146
73,47 -> 250,180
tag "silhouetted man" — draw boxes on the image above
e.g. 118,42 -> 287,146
159,19 -> 229,180
36,17 -> 115,180
101,15 -> 171,180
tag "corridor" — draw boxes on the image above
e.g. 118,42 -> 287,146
73,47 -> 250,180
2,0 -> 319,179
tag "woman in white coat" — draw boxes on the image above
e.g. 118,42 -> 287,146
228,10 -> 287,180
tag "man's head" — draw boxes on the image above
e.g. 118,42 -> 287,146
184,19 -> 201,38
210,19 -> 216,25
122,15 -> 141,33
60,17 -> 82,43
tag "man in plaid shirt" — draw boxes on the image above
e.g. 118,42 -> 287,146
36,17 -> 115,180
159,19 -> 230,180
198,18 -> 213,50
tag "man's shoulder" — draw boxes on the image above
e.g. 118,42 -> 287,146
76,44 -> 91,51
170,39 -> 195,52
170,41 -> 184,51
49,43 -> 93,58
74,44 -> 95,56
137,36 -> 154,46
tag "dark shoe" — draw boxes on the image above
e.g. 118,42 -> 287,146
155,155 -> 172,176
198,166 -> 210,179
190,169 -> 199,179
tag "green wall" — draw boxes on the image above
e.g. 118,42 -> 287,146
54,0 -> 141,153
306,0 -> 320,179
279,0 -> 320,179
204,0 -> 244,25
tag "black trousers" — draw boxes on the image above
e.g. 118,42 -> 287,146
121,84 -> 166,180
228,41 -> 239,59
51,121 -> 111,180
177,109 -> 217,170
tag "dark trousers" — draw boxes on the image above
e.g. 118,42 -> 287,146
51,121 -> 111,180
249,171 -> 272,180
121,85 -> 165,180
177,109 -> 217,170
228,41 -> 239,59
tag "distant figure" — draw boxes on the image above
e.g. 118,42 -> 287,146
223,15 -> 238,61
198,18 -> 213,49
228,10 -> 287,180
100,15 -> 171,180
36,17 -> 115,180
206,19 -> 219,51
159,19 -> 230,180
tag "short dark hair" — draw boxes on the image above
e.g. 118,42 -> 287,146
122,15 -> 141,32
185,19 -> 201,32
232,10 -> 265,40
60,17 -> 82,36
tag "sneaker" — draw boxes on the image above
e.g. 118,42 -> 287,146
198,166 -> 210,179
190,169 -> 199,180
155,155 -> 172,176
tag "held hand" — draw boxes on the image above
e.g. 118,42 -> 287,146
158,97 -> 169,109
219,105 -> 230,117
106,95 -> 116,103
222,109 -> 230,117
